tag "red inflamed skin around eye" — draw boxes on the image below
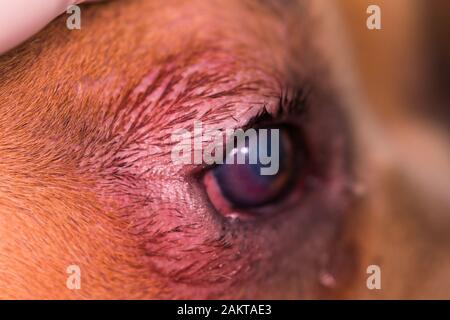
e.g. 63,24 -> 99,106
90,59 -> 356,299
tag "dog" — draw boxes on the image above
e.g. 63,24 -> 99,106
0,0 -> 449,299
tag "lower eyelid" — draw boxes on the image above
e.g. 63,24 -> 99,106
202,172 -> 235,217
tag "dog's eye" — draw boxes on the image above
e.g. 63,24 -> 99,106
201,122 -> 312,218
198,86 -> 352,223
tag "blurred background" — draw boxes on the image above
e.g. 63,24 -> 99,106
335,0 -> 450,298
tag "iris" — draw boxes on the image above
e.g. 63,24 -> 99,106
212,127 -> 299,209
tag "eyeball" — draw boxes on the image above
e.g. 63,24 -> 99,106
202,125 -> 307,217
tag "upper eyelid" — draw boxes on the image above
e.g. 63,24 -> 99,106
243,86 -> 311,130
104,54 -> 287,144
189,91 -> 310,181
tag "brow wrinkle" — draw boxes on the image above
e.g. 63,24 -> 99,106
103,48 -> 282,150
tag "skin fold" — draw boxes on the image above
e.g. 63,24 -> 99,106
0,0 -> 449,299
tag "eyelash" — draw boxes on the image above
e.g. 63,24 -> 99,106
244,86 -> 311,130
